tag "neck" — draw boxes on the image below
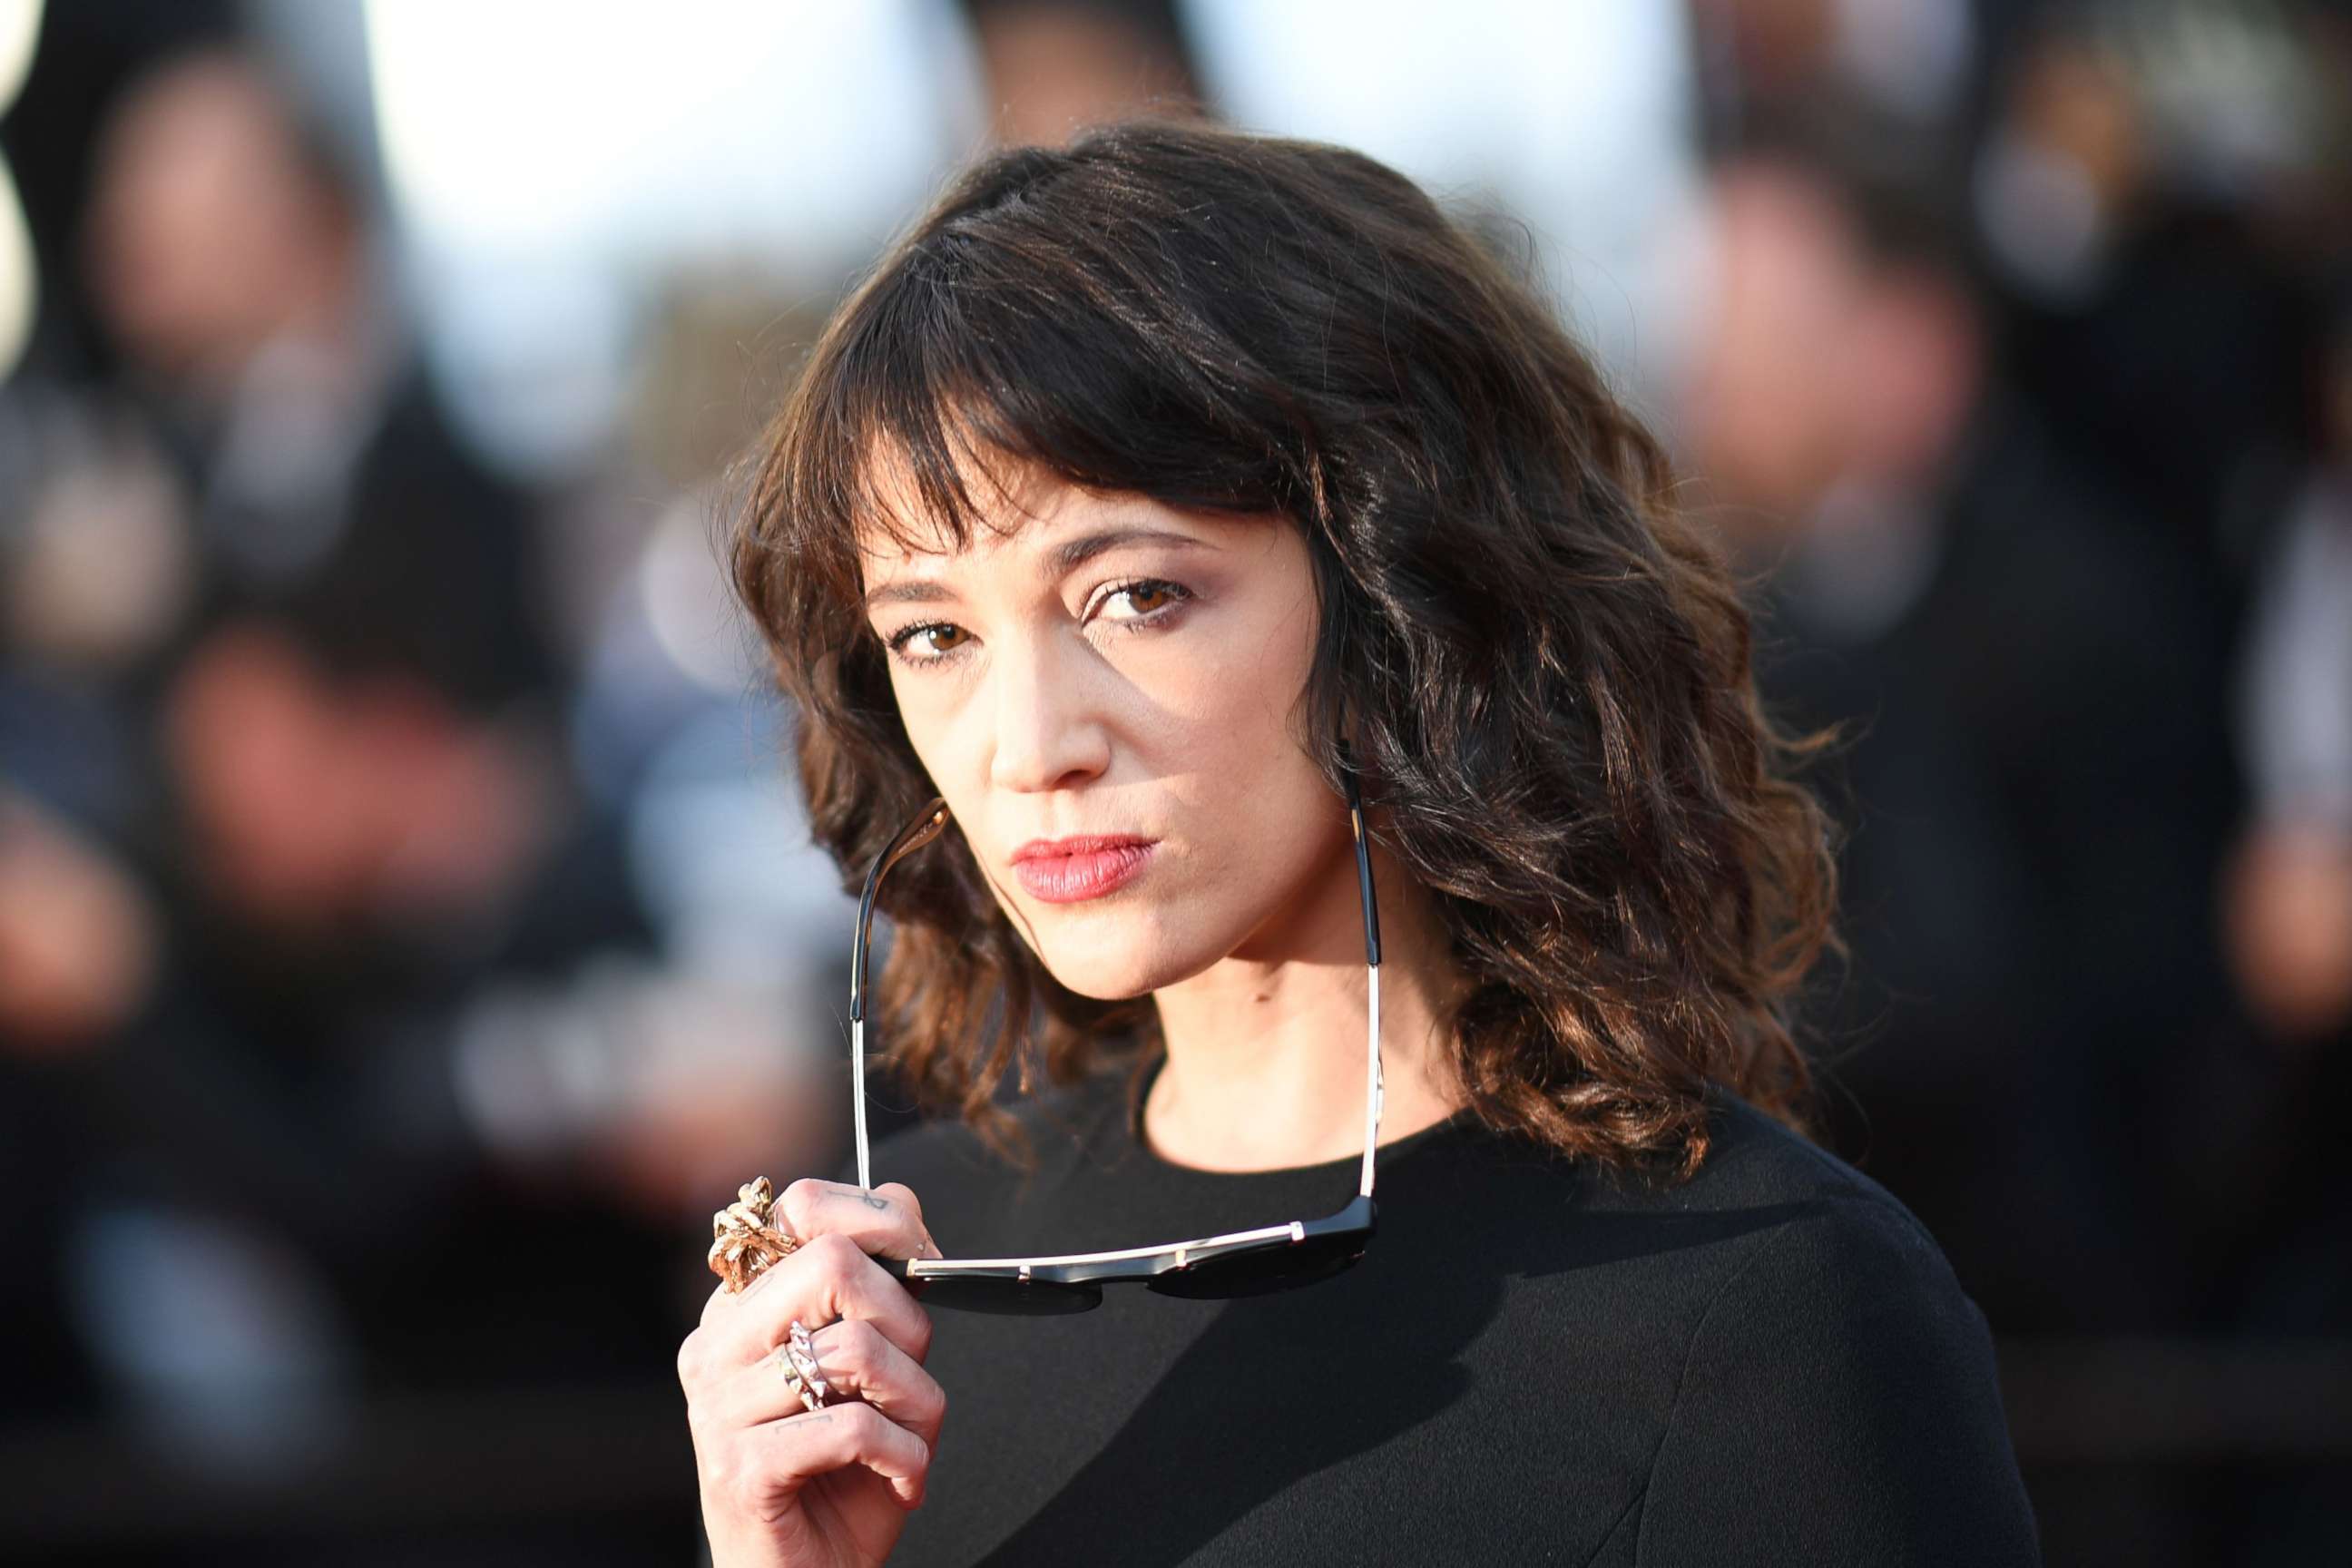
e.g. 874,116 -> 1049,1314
1142,842 -> 1468,1172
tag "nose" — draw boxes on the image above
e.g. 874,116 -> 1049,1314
985,628 -> 1111,795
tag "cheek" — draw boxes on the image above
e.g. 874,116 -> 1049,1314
1181,585 -> 1318,764
882,666 -> 964,791
1149,599 -> 1329,880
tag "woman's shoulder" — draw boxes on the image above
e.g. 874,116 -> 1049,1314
1583,1086 -> 1989,1348
1602,1092 -> 2041,1560
1658,1086 -> 1938,1225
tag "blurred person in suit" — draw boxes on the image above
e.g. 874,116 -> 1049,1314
1681,108 -> 2235,1343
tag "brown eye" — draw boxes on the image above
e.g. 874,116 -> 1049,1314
1093,578 -> 1192,623
887,622 -> 972,662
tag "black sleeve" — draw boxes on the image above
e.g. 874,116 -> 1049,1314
1635,1200 -> 2042,1565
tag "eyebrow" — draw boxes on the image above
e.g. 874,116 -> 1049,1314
861,526 -> 1211,610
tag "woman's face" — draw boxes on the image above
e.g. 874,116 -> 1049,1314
858,465 -> 1348,1000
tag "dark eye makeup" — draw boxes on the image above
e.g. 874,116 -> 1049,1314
881,577 -> 1194,668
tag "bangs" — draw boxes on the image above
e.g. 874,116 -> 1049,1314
786,208 -> 1295,583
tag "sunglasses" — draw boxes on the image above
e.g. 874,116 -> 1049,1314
845,770 -> 1386,1315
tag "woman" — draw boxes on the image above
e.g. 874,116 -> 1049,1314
682,119 -> 2041,1566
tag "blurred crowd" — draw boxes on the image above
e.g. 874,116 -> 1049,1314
2,5 -> 870,1561
1681,5 -> 2350,1558
1,1 -> 2347,1563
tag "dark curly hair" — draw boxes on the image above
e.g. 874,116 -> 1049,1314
730,118 -> 1844,1180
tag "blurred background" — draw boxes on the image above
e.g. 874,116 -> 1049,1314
0,0 -> 2345,1562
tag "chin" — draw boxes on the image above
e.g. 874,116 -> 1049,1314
1029,908 -> 1214,1002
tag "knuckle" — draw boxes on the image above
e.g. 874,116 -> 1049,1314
875,1181 -> 923,1220
779,1177 -> 828,1236
904,1303 -> 935,1363
829,1399 -> 884,1450
721,1459 -> 774,1518
810,1230 -> 865,1278
674,1330 -> 707,1387
906,1366 -> 949,1428
696,1440 -> 745,1496
838,1316 -> 888,1369
857,1402 -> 908,1457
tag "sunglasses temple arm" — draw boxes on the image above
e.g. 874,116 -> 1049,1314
1346,767 -> 1384,1201
1360,963 -> 1382,1199
850,1015 -> 872,1191
848,800 -> 954,1193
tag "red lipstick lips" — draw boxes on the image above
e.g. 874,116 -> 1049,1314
1009,835 -> 1158,903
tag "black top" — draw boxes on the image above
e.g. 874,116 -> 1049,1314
859,1059 -> 2040,1566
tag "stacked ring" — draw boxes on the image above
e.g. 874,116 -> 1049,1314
710,1176 -> 802,1294
774,1318 -> 834,1414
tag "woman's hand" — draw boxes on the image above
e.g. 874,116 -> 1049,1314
680,1180 -> 946,1567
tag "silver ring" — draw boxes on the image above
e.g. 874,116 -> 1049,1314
774,1318 -> 832,1413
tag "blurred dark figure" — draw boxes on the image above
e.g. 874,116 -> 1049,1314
2191,292 -> 2352,1563
2229,297 -> 2352,1063
1959,13 -> 2352,1556
1676,5 -> 2352,1560
957,0 -> 1207,146
1689,0 -> 1978,136
1969,6 -> 2347,645
0,45 -> 689,1563
1680,90 -> 2337,1560
1684,113 -> 2237,1344
0,0 -> 243,385
77,45 -> 556,699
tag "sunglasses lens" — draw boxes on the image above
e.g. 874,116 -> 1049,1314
911,1275 -> 1103,1316
1144,1230 -> 1368,1300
